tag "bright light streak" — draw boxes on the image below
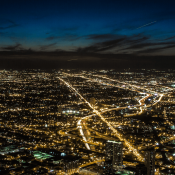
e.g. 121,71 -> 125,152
136,21 -> 157,29
57,75 -> 144,162
77,117 -> 91,150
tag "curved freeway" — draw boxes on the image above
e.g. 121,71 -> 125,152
57,75 -> 145,162
57,73 -> 170,175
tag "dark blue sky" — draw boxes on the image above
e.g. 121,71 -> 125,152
1,0 -> 175,55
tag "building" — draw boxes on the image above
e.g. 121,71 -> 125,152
104,140 -> 123,174
64,160 -> 79,173
144,149 -> 155,175
136,164 -> 147,175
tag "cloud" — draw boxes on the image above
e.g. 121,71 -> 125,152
164,35 -> 175,40
122,40 -> 175,50
76,37 -> 127,53
55,27 -> 79,33
40,43 -> 57,50
46,34 -> 80,41
63,34 -> 80,41
54,49 -> 65,52
121,39 -> 175,55
1,43 -> 23,51
124,35 -> 149,46
0,18 -> 19,30
76,34 -> 149,53
86,34 -> 119,40
76,33 -> 175,55
46,36 -> 60,41
46,26 -> 79,35
135,44 -> 175,54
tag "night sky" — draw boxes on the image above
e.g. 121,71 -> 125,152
0,0 -> 175,69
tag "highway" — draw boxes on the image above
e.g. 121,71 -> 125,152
57,73 -> 171,175
57,75 -> 145,162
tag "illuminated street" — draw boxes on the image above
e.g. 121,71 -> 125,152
1,0 -> 175,174
0,69 -> 175,175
